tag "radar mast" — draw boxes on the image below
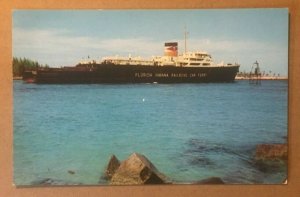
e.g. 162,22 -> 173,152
184,26 -> 189,54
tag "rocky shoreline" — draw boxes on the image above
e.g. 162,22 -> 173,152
102,152 -> 225,185
28,143 -> 287,186
101,143 -> 287,185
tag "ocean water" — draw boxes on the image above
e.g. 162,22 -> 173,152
13,80 -> 288,185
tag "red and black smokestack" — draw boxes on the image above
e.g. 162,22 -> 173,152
164,42 -> 178,57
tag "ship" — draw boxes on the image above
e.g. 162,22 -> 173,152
23,41 -> 240,84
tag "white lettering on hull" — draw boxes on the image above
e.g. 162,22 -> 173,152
134,73 -> 207,78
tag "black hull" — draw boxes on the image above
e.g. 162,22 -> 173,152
30,64 -> 239,84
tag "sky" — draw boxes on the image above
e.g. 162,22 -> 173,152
13,9 -> 288,76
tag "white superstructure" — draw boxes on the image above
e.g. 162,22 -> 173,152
79,51 -> 238,68
79,40 -> 239,68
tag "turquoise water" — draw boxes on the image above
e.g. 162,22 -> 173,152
13,80 -> 288,185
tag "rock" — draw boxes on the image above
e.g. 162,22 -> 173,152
255,144 -> 287,161
196,177 -> 225,184
31,178 -> 54,186
104,154 -> 120,180
110,153 -> 168,185
254,144 -> 288,173
68,170 -> 75,175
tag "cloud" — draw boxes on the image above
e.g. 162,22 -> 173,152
183,38 -> 287,75
13,28 -> 163,66
13,27 -> 288,75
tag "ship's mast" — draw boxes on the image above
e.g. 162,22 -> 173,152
184,26 -> 189,54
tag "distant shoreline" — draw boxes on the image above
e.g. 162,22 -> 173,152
235,76 -> 288,80
13,77 -> 23,80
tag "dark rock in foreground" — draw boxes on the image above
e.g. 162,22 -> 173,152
107,153 -> 169,185
254,144 -> 288,173
195,177 -> 225,184
104,154 -> 120,180
255,144 -> 287,161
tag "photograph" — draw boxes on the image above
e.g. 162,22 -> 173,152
12,9 -> 288,186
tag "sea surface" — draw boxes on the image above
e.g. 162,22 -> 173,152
13,80 -> 288,186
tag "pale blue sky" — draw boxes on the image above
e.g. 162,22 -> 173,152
13,9 -> 288,76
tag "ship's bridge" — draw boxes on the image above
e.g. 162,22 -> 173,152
182,51 -> 212,58
176,51 -> 213,67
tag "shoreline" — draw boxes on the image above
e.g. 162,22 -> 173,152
13,76 -> 23,80
235,76 -> 288,80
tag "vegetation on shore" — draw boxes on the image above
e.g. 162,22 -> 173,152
12,57 -> 49,77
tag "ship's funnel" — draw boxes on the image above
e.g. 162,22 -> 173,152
164,42 -> 178,57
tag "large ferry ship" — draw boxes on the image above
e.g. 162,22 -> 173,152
23,41 -> 240,84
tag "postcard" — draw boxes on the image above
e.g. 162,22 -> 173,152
13,9 -> 288,186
